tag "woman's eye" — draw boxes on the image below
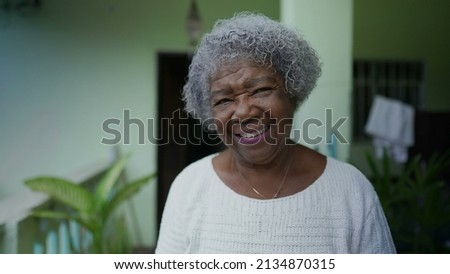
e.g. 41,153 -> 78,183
214,98 -> 232,106
253,87 -> 272,95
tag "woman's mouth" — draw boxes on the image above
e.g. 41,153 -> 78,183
236,127 -> 270,145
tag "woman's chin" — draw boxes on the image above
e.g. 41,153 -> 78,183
232,140 -> 289,165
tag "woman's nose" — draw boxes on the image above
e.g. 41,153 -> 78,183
231,96 -> 258,121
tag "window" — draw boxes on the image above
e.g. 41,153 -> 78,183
352,60 -> 425,140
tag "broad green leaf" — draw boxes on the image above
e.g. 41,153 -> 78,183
95,154 -> 130,205
31,210 -> 96,232
103,173 -> 156,221
31,210 -> 74,220
365,150 -> 380,180
381,148 -> 391,188
398,155 -> 421,187
105,215 -> 131,254
25,177 -> 95,214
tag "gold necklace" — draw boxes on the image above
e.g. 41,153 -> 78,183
236,153 -> 293,199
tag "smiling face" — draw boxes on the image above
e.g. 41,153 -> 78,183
210,61 -> 295,165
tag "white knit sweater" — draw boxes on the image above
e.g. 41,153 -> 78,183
155,154 -> 396,254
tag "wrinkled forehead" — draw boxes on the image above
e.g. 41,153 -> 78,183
209,59 -> 277,84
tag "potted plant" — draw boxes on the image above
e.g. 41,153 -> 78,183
365,149 -> 450,253
24,154 -> 156,253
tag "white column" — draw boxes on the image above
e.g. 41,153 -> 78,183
281,0 -> 353,161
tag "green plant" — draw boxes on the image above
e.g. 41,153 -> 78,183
24,154 -> 156,253
366,149 -> 450,253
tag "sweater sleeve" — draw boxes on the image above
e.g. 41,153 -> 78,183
154,179 -> 188,254
353,195 -> 397,253
155,163 -> 199,254
155,156 -> 211,253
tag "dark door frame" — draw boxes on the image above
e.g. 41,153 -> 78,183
156,52 -> 223,234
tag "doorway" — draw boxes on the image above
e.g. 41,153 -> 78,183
156,53 -> 223,230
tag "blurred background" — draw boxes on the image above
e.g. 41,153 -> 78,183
1,0 -> 449,253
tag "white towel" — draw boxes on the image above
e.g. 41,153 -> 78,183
364,95 -> 415,163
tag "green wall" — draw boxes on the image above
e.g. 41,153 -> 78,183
353,0 -> 450,111
0,0 -> 279,249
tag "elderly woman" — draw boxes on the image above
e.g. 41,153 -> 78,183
156,12 -> 395,253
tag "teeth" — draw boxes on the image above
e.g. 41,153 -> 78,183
241,129 -> 265,138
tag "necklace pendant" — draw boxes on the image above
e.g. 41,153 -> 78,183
251,187 -> 266,199
236,152 -> 293,200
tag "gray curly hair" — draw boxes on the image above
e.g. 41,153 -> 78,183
182,12 -> 321,126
